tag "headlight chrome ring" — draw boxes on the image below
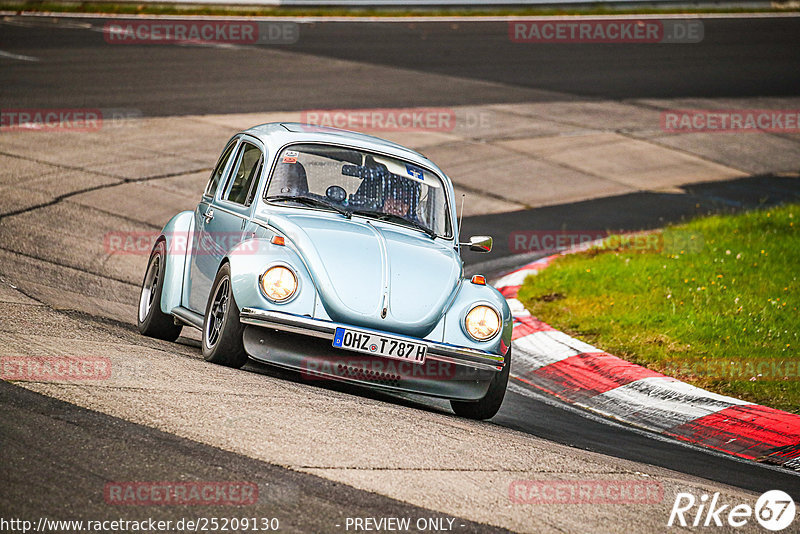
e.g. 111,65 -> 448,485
259,265 -> 298,303
464,305 -> 501,341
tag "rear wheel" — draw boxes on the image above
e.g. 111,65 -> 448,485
450,348 -> 510,420
137,240 -> 182,341
202,263 -> 248,369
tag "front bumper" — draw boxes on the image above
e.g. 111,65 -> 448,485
239,307 -> 505,401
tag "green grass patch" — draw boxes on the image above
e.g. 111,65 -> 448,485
517,204 -> 800,413
0,2 -> 797,17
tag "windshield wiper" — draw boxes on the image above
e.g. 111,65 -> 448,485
267,195 -> 351,219
351,210 -> 437,239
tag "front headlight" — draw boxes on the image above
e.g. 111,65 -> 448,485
465,305 -> 500,341
259,266 -> 297,302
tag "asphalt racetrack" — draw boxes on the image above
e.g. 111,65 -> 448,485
1,13 -> 800,533
2,16 -> 800,113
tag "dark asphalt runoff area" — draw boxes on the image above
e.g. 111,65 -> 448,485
2,13 -> 800,530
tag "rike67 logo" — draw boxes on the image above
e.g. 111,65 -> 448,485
668,490 -> 795,531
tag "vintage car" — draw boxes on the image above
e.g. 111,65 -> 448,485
137,123 -> 512,419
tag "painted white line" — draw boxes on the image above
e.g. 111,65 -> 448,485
0,50 -> 39,62
512,330 -> 591,371
176,40 -> 248,49
506,298 -> 531,318
494,268 -> 539,289
546,329 -> 599,354
507,381 -> 800,477
585,376 -> 750,432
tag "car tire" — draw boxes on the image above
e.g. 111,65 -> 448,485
450,347 -> 510,420
137,240 -> 183,342
202,263 -> 248,369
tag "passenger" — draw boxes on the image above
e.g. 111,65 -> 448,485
272,161 -> 309,196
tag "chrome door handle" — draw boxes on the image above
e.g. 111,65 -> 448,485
203,208 -> 214,223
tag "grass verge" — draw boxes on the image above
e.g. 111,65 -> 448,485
517,204 -> 799,413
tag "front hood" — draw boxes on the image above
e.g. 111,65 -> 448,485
269,212 -> 461,337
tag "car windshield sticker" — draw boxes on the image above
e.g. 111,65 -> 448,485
372,156 -> 439,188
282,150 -> 299,164
406,164 -> 424,181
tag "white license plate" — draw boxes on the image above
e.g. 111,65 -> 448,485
332,327 -> 426,364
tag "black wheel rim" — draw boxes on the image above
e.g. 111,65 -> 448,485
205,276 -> 230,349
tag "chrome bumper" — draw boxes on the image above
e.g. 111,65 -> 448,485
239,307 -> 505,372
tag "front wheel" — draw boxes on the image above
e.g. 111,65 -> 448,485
137,240 -> 183,341
202,263 -> 248,369
450,347 -> 510,420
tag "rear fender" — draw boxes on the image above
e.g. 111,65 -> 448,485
157,211 -> 194,314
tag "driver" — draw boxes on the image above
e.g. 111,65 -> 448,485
382,177 -> 413,217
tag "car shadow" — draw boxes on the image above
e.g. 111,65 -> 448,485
241,357 -> 453,417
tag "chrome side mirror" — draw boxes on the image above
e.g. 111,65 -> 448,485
461,235 -> 492,253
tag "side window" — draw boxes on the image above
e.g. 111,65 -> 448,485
223,142 -> 263,207
204,140 -> 237,198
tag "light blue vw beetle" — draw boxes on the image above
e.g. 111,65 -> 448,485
137,123 -> 512,419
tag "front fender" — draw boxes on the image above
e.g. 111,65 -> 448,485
442,282 -> 512,362
228,238 -> 317,317
158,211 -> 194,314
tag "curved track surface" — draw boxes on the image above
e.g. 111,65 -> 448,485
1,14 -> 800,532
2,15 -> 800,113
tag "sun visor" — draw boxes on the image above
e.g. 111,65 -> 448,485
372,156 -> 440,188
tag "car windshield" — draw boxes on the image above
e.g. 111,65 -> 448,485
265,143 -> 451,238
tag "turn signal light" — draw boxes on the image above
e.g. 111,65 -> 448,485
271,235 -> 285,246
471,275 -> 486,285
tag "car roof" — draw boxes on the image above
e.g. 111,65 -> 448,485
243,122 -> 437,170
